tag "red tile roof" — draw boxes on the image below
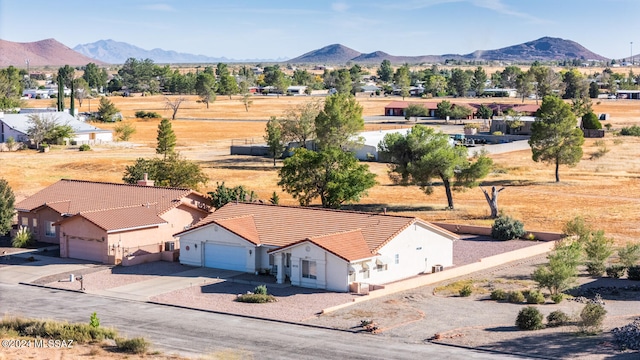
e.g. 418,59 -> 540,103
176,203 -> 457,260
384,101 -> 439,110
16,179 -> 203,215
308,229 -> 374,261
56,205 -> 167,232
214,215 -> 261,245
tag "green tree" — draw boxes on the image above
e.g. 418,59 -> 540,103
589,81 -> 600,99
0,179 -> 15,235
208,182 -> 257,209
217,63 -> 239,99
378,125 -> 493,209
97,97 -> 119,122
156,118 -> 176,159
562,68 -> 588,99
377,60 -> 393,82
404,104 -> 428,121
195,73 -> 217,108
278,147 -> 376,209
581,112 -> 602,130
618,243 -> 640,268
0,66 -> 24,110
57,65 -> 75,88
448,68 -> 472,97
82,63 -> 108,90
281,100 -> 321,149
114,121 -> 136,141
529,95 -> 584,182
498,66 -> 523,88
436,100 -> 453,120
471,66 -> 487,96
264,117 -> 284,166
73,78 -> 90,108
515,71 -> 534,102
477,104 -> 493,120
394,64 -> 411,100
530,65 -> 562,100
26,113 -> 73,148
334,69 -> 353,95
122,154 -> 207,189
314,93 -> 364,149
118,58 -> 162,93
532,239 -> 583,295
583,230 -> 613,277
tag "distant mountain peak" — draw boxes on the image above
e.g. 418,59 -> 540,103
288,44 -> 361,63
0,38 -> 103,67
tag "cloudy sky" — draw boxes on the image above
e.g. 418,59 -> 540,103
1,0 -> 638,60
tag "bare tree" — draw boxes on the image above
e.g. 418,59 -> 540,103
240,93 -> 253,112
164,96 -> 186,120
481,186 -> 505,219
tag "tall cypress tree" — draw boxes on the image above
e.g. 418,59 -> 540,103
69,80 -> 75,116
57,74 -> 63,111
156,118 -> 176,159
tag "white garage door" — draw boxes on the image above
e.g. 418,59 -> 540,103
68,238 -> 105,263
204,243 -> 246,271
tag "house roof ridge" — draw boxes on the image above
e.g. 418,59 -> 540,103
225,202 -> 417,219
78,203 -> 159,215
58,178 -> 193,192
307,228 -> 363,240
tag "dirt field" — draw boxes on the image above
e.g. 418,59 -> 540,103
4,95 -> 640,244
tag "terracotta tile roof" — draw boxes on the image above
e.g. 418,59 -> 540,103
510,104 -> 540,113
176,203 -> 457,254
309,229 -> 374,261
214,215 -> 261,245
16,179 -> 202,216
56,205 -> 167,232
384,101 -> 439,110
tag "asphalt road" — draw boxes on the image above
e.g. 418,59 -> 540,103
0,283 -> 529,359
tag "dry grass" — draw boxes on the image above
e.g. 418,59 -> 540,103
7,96 -> 640,244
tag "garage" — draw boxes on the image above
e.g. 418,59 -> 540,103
67,237 -> 105,263
204,243 -> 246,271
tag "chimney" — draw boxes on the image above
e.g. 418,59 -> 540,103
137,173 -> 155,187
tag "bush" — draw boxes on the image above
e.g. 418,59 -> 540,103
618,243 -> 640,268
0,317 -> 117,344
115,337 -> 149,354
606,265 -> 626,279
581,112 -> 602,130
12,226 -> 33,248
254,284 -> 268,295
89,312 -> 100,328
491,216 -> 526,240
526,290 -> 545,304
547,310 -> 570,327
490,289 -> 507,301
579,303 -> 607,334
551,293 -> 564,304
79,144 -> 91,151
586,262 -> 607,277
459,285 -> 473,297
620,125 -> 640,136
515,306 -> 544,330
235,294 -> 277,303
134,110 -> 161,119
612,318 -> 640,350
492,131 -> 503,136
508,290 -> 525,303
628,266 -> 640,281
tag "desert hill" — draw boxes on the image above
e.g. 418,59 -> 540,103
0,38 -> 103,67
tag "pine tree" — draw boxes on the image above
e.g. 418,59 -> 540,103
156,118 -> 176,159
0,179 -> 16,235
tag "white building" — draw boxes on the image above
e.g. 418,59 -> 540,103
175,203 -> 456,292
0,111 -> 112,144
348,128 -> 411,161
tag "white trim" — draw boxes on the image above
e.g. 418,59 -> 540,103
106,222 -> 166,234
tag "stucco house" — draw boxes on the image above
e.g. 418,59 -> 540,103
0,111 -> 112,144
15,179 -> 210,264
175,203 -> 456,292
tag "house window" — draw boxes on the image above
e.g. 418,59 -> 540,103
45,221 -> 55,237
376,264 -> 387,272
395,254 -> 400,264
301,260 -> 317,279
360,268 -> 370,279
32,218 -> 37,227
21,217 -> 28,226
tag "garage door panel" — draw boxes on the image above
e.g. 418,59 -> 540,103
204,243 -> 246,271
68,238 -> 104,262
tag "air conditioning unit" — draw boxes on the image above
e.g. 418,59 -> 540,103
164,242 -> 175,251
432,265 -> 443,273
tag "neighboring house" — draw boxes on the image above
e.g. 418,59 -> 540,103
349,128 -> 411,161
175,203 -> 456,292
384,101 -> 438,117
0,111 -> 112,144
14,179 -> 210,264
482,88 -> 518,98
286,86 -> 308,95
490,116 -> 537,135
615,90 -> 640,99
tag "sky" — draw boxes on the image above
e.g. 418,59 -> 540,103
1,0 -> 639,60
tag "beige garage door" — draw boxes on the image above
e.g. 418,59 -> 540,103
67,237 -> 105,263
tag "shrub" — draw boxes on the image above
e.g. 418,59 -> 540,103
515,306 -> 544,330
579,303 -> 607,334
0,317 -> 117,343
547,310 -> 570,327
89,312 -> 100,328
620,125 -> 640,136
490,289 -> 507,301
459,285 -> 472,297
618,243 -> 640,268
526,290 -> 545,304
508,290 -> 525,303
586,263 -> 607,277
628,266 -> 640,281
612,318 -> 640,350
581,112 -> 602,130
492,131 -> 503,136
12,226 -> 33,248
235,294 -> 277,303
254,284 -> 268,295
551,293 -> 564,304
491,216 -> 526,241
79,144 -> 91,151
115,337 -> 149,354
134,110 -> 161,119
606,265 -> 626,279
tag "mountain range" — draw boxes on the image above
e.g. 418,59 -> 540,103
288,37 -> 609,64
0,37 -> 619,67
